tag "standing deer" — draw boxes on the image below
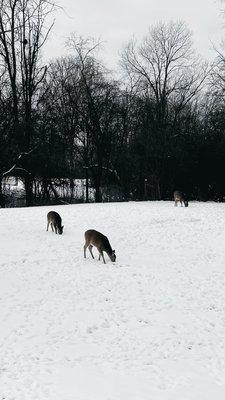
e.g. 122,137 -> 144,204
84,229 -> 116,264
47,211 -> 64,234
174,190 -> 189,207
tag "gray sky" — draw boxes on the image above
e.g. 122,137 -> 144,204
44,0 -> 224,68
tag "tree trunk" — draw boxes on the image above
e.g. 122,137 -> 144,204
95,184 -> 102,203
24,175 -> 33,206
0,178 -> 6,208
93,165 -> 103,203
94,171 -> 102,203
70,179 -> 74,203
85,168 -> 89,203
157,180 -> 161,200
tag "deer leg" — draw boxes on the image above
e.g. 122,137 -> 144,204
84,244 -> 88,258
181,201 -> 183,207
100,251 -> 106,264
47,221 -> 49,231
174,200 -> 177,207
50,222 -> 54,232
89,245 -> 94,259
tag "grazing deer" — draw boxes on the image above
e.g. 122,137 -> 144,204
84,229 -> 116,264
47,211 -> 64,234
174,190 -> 189,207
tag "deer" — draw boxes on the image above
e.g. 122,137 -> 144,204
47,211 -> 64,234
84,229 -> 116,264
174,190 -> 189,207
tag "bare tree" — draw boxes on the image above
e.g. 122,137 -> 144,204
65,35 -> 120,202
121,21 -> 208,198
0,0 -> 56,205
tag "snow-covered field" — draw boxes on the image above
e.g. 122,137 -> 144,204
1,201 -> 225,400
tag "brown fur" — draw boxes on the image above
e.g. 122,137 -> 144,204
84,229 -> 116,264
47,211 -> 64,234
174,190 -> 188,207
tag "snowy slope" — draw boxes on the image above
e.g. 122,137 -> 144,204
0,201 -> 225,399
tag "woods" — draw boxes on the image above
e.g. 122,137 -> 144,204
1,1 -> 225,206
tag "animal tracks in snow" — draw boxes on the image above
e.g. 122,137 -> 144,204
1,202 -> 225,399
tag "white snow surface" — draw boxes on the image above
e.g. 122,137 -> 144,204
1,201 -> 225,399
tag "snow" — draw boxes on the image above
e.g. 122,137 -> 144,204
0,201 -> 225,399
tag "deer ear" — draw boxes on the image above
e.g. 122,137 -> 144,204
112,250 -> 115,253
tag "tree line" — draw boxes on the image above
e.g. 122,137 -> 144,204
1,0 -> 225,206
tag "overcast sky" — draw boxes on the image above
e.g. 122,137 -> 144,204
44,0 -> 224,69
